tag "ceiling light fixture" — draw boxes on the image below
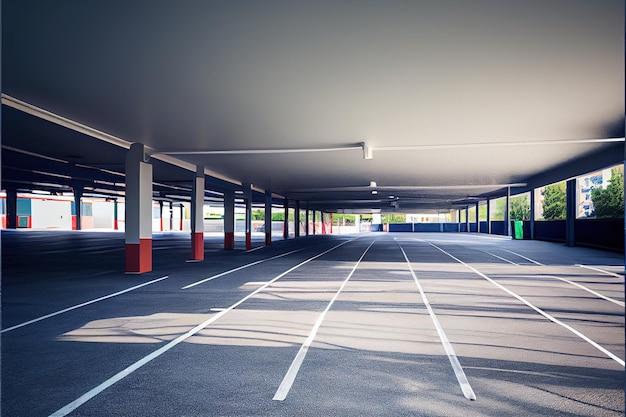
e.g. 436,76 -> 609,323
373,137 -> 625,152
161,144 -> 363,155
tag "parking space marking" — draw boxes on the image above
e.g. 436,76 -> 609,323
481,250 -> 518,265
182,248 -> 306,289
534,275 -> 624,307
398,242 -> 476,401
426,241 -> 625,367
501,249 -> 544,266
576,264 -> 624,279
1,276 -> 169,334
273,239 -> 376,401
49,239 -> 354,417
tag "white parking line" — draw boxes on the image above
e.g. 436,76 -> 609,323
182,248 -> 306,289
273,240 -> 376,401
49,239 -> 354,417
576,264 -> 624,279
539,275 -> 624,307
501,249 -> 544,266
398,243 -> 476,401
427,241 -> 625,367
481,250 -> 518,265
245,246 -> 266,253
1,276 -> 169,334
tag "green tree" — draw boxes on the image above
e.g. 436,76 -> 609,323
382,214 -> 406,223
271,212 -> 285,221
251,209 -> 265,220
510,194 -> 530,221
542,182 -> 566,220
334,214 -> 356,224
591,168 -> 624,218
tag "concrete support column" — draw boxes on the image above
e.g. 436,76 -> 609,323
224,190 -> 235,250
312,210 -> 316,235
283,199 -> 289,239
465,207 -> 469,232
327,213 -> 333,235
73,186 -> 83,230
6,188 -> 17,229
125,143 -> 153,274
475,201 -> 479,233
113,199 -> 119,230
264,190 -> 272,246
190,166 -> 205,261
529,189 -> 535,240
244,184 -> 252,250
179,204 -> 184,231
169,201 -> 174,231
566,179 -> 576,247
305,204 -> 310,236
158,201 -> 164,232
486,199 -> 491,234
504,187 -> 511,237
294,201 -> 300,237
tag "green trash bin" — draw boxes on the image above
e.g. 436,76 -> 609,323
513,221 -> 523,239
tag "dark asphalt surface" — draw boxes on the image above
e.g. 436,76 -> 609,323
2,230 -> 624,416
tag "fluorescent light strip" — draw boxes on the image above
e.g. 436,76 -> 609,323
290,183 -> 526,193
375,137 -> 624,151
160,145 -> 362,155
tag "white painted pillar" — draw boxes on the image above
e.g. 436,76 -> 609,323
191,165 -> 204,260
125,143 -> 153,274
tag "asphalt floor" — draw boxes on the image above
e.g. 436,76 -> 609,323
2,230 -> 624,416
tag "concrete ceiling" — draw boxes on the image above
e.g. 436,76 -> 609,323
2,0 -> 624,212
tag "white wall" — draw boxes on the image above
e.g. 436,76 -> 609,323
93,200 -> 114,229
31,199 -> 72,229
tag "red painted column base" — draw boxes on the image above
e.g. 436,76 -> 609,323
125,239 -> 152,274
191,232 -> 204,260
265,232 -> 271,246
224,232 -> 235,250
246,232 -> 252,250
